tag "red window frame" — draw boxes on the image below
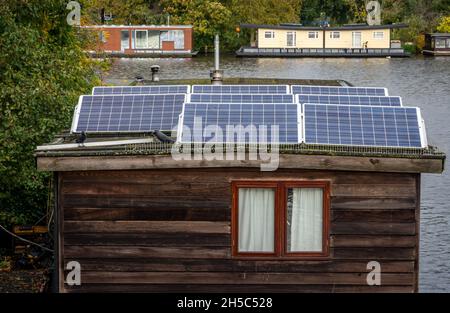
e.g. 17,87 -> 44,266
231,181 -> 330,259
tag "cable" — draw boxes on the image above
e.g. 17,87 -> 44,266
0,224 -> 54,253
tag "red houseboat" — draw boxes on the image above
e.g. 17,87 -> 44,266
83,25 -> 196,57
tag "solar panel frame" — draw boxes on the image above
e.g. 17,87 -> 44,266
187,93 -> 295,103
177,102 -> 302,144
302,103 -> 427,148
191,85 -> 290,94
71,93 -> 187,133
92,85 -> 190,95
296,94 -> 403,107
291,85 -> 389,96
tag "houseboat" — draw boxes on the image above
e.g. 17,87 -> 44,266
35,78 -> 445,293
83,25 -> 197,57
236,23 -> 410,58
423,33 -> 450,56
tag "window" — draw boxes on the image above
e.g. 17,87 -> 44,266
287,32 -> 296,47
120,30 -> 129,50
232,181 -> 330,258
135,30 -> 148,49
436,38 -> 447,49
99,31 -> 108,43
264,31 -> 275,39
373,31 -> 384,39
329,31 -> 340,39
308,31 -> 319,39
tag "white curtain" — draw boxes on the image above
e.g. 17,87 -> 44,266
238,188 -> 274,252
288,188 -> 323,252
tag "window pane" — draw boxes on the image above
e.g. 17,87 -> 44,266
135,30 -> 147,48
238,188 -> 275,252
287,188 -> 323,252
121,30 -> 129,49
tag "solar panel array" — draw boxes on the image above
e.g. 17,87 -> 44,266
179,103 -> 299,144
292,85 -> 388,96
72,94 -> 186,133
92,85 -> 190,95
71,84 -> 427,149
189,93 -> 294,103
303,104 -> 424,148
297,95 -> 402,107
191,85 -> 289,94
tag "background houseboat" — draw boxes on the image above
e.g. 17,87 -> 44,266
237,23 -> 409,58
35,78 -> 445,293
423,33 -> 450,56
83,25 -> 196,57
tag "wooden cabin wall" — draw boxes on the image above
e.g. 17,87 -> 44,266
58,168 -> 420,293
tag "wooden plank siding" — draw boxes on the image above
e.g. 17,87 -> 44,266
58,168 -> 420,293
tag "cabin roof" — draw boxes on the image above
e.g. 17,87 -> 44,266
81,24 -> 193,29
35,132 -> 445,174
426,33 -> 450,37
34,78 -> 445,174
240,23 -> 409,31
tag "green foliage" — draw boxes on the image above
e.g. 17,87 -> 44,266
437,16 -> 450,32
81,0 -> 165,25
300,0 -> 366,25
0,0 -> 100,227
161,0 -> 233,50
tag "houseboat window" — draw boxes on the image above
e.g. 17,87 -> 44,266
264,31 -> 275,39
232,181 -> 329,258
160,30 -> 185,49
135,30 -> 148,49
121,30 -> 129,50
373,31 -> 384,39
99,31 -> 108,43
286,188 -> 323,252
436,39 -> 446,49
237,188 -> 275,253
308,31 -> 319,39
287,32 -> 296,47
329,31 -> 340,39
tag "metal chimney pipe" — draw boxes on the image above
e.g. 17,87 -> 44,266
214,34 -> 220,71
211,34 -> 223,85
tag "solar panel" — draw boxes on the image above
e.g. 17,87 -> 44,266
188,93 -> 295,103
92,85 -> 190,95
303,104 -> 426,148
178,103 -> 300,143
297,94 -> 402,107
292,85 -> 388,96
71,94 -> 186,133
191,85 -> 290,94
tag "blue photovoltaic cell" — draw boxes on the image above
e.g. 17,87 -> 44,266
191,85 -> 289,94
92,85 -> 189,95
180,103 -> 299,143
303,104 -> 423,148
189,93 -> 294,103
297,94 -> 402,107
74,94 -> 186,133
292,85 -> 388,96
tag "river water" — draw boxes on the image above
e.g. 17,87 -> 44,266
104,55 -> 450,292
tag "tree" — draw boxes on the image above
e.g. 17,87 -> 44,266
437,16 -> 450,32
0,0 -> 100,226
231,0 -> 301,25
161,0 -> 233,51
80,0 -> 164,25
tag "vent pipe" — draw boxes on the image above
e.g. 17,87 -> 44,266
150,65 -> 160,82
210,34 -> 223,85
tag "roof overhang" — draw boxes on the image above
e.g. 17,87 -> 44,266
36,153 -> 445,174
240,23 -> 409,31
81,25 -> 193,29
